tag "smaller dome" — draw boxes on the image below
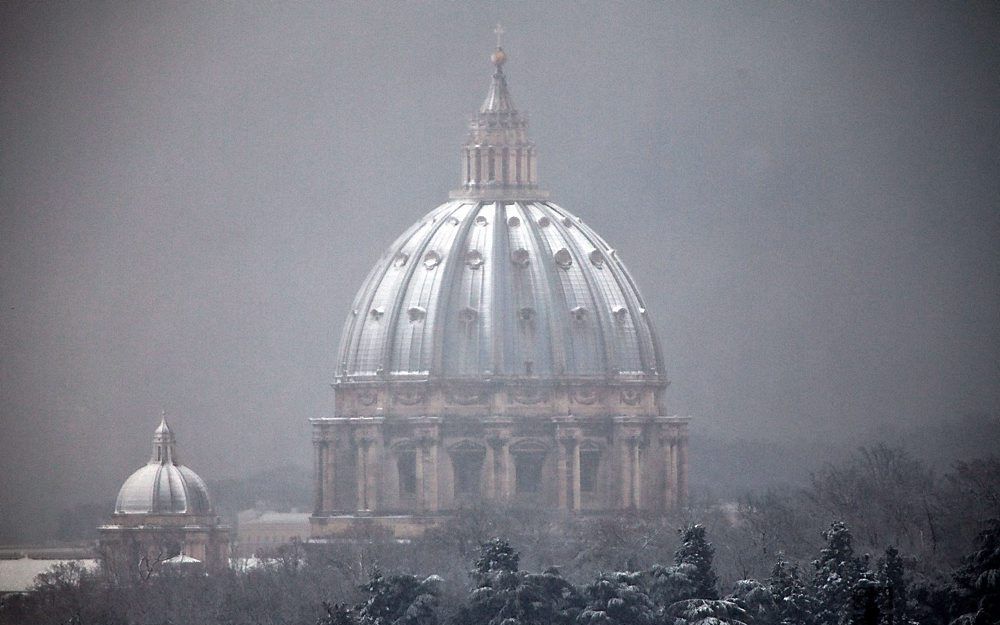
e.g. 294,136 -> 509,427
114,416 -> 213,516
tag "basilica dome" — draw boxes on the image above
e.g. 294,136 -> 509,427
311,42 -> 688,530
335,49 -> 664,386
114,417 -> 212,516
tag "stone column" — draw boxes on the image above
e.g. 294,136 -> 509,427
571,439 -> 582,511
313,440 -> 324,514
427,437 -> 440,513
678,429 -> 689,506
500,438 -> 513,501
665,433 -> 678,511
366,437 -> 381,512
415,444 -> 426,512
483,441 -> 496,501
557,439 -> 568,510
322,442 -> 336,513
631,436 -> 642,510
619,436 -> 632,508
355,439 -> 369,511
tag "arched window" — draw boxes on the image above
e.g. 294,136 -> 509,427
511,441 -> 549,494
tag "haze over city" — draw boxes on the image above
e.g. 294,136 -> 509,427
2,1 -> 998,545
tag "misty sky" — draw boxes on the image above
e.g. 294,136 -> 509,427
2,2 -> 998,539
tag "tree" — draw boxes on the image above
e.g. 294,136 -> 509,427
319,602 -> 357,625
576,572 -> 656,625
729,578 -> 777,625
645,563 -> 698,608
357,567 -> 440,625
667,598 -> 749,625
875,546 -> 916,625
475,538 -> 520,581
849,575 -> 881,625
949,518 -> 1000,625
808,445 -> 937,556
451,540 -> 581,625
675,525 -> 719,600
812,522 -> 869,625
768,553 -> 816,625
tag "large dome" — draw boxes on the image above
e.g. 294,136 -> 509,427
114,417 -> 213,516
336,199 -> 664,382
310,42 -> 689,528
335,45 -> 664,388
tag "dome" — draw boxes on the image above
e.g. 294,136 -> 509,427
114,417 -> 213,515
335,47 -> 664,385
336,200 -> 664,382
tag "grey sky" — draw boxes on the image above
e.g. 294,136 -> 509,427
2,2 -> 998,539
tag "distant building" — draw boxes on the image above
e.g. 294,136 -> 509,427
236,510 -> 311,555
310,43 -> 689,539
98,417 -> 230,577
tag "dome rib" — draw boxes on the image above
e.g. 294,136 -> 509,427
541,202 -> 614,376
518,202 -> 570,376
382,202 -> 467,376
339,222 -> 416,377
430,202 -> 483,377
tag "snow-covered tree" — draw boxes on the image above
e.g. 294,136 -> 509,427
675,525 -> 719,600
475,538 -> 520,582
576,571 -> 656,625
874,546 -> 916,625
729,578 -> 777,624
645,563 -> 698,607
319,602 -> 357,625
950,518 -> 1000,625
812,522 -> 869,625
451,541 -> 581,625
667,598 -> 749,625
768,553 -> 816,625
357,567 -> 440,625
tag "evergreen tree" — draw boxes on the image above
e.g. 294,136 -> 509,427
950,518 -> 1000,625
849,574 -> 881,625
645,563 -> 698,607
768,554 -> 816,625
451,541 -> 582,625
675,524 -> 719,599
812,522 -> 870,625
729,578 -> 777,625
319,602 -> 357,625
667,598 -> 749,625
357,567 -> 440,625
577,571 -> 656,625
875,546 -> 913,625
474,538 -> 520,583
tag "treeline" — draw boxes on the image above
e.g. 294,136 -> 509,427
2,520 -> 997,625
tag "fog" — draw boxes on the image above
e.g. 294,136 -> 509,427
1,2 -> 998,541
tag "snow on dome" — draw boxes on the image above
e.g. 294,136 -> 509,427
114,417 -> 213,516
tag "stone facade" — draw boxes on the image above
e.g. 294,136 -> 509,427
98,513 -> 230,577
310,382 -> 688,537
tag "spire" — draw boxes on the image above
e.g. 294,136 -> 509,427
451,31 -> 548,201
480,52 -> 516,113
151,410 -> 177,464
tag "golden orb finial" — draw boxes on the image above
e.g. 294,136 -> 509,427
491,47 -> 507,67
492,24 -> 507,67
